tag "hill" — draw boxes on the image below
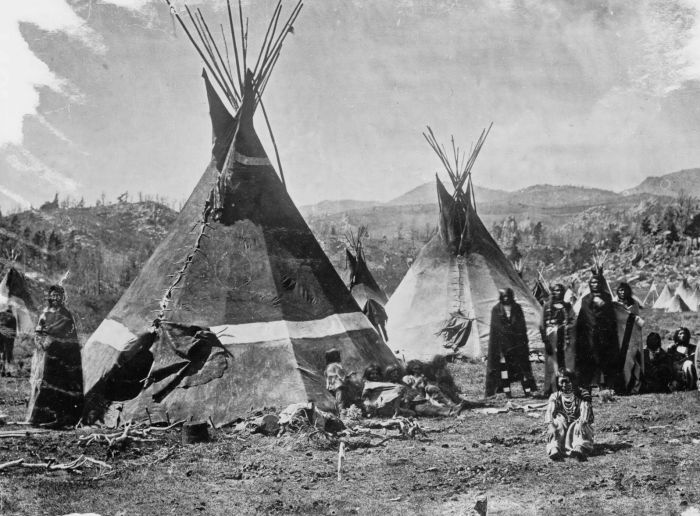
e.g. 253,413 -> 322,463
0,201 -> 177,336
622,168 -> 700,198
386,181 -> 508,206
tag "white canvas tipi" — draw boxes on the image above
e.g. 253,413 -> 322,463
385,127 -> 543,360
652,283 -> 674,310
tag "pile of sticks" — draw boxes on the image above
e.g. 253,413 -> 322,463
78,420 -> 185,448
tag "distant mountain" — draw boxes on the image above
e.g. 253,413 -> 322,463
386,181 -> 508,206
300,199 -> 380,217
622,169 -> 700,198
505,185 -> 619,207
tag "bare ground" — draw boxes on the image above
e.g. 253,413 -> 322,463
1,359 -> 699,516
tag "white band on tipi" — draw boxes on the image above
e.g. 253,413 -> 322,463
234,151 -> 271,166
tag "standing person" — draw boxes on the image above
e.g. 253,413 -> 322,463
641,332 -> 672,393
668,327 -> 697,391
615,282 -> 645,394
26,285 -> 83,427
0,307 -> 17,377
541,284 -> 576,396
545,369 -> 594,461
575,273 -> 620,392
485,288 -> 537,397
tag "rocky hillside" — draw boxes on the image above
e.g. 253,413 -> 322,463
622,168 -> 700,198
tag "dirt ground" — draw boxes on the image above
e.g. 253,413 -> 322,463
1,357 -> 699,516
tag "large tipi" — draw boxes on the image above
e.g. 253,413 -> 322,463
385,128 -> 543,360
82,2 -> 396,426
345,227 -> 389,341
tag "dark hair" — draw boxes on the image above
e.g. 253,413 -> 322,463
617,282 -> 632,299
384,364 -> 403,381
646,332 -> 662,350
325,348 -> 341,366
673,327 -> 691,345
405,360 -> 424,376
362,363 -> 382,381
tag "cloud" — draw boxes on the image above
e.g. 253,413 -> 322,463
4,146 -> 80,192
0,1 -> 104,146
0,185 -> 31,209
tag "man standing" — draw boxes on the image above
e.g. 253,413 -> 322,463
541,284 -> 576,396
485,288 -> 537,397
575,274 -> 620,392
0,307 -> 17,376
26,285 -> 83,427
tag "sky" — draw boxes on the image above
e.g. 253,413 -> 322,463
1,0 -> 700,212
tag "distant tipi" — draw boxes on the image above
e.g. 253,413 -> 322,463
385,127 -> 543,360
345,227 -> 389,341
82,2 -> 396,426
652,283 -> 674,310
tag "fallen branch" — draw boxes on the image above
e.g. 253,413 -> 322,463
0,455 -> 112,474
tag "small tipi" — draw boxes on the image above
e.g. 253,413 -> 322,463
82,2 -> 396,426
665,294 -> 691,313
652,283 -> 674,310
385,127 -> 543,360
675,278 -> 695,308
642,282 -> 658,307
688,286 -> 700,311
345,227 -> 389,341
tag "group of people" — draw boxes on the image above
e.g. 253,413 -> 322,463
324,350 -> 468,419
488,271 -> 698,399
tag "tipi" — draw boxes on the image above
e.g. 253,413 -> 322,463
642,282 -> 658,307
82,2 -> 396,426
0,266 -> 38,336
652,283 -> 674,310
665,294 -> 691,313
385,127 -> 543,360
345,227 -> 389,341
688,285 -> 700,311
675,278 -> 695,309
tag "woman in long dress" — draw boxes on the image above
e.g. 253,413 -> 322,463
26,285 -> 83,427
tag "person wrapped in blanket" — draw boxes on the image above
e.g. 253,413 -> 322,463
361,360 -> 467,417
641,332 -> 673,394
545,369 -> 594,462
26,285 -> 83,427
668,327 -> 697,391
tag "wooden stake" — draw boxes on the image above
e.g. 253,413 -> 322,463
336,442 -> 346,481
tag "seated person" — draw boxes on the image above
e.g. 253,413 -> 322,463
545,369 -> 594,462
641,332 -> 672,393
324,349 -> 357,410
399,361 -> 466,417
668,327 -> 697,391
425,355 -> 464,405
362,364 -> 407,418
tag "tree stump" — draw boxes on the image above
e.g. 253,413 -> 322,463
181,421 -> 210,444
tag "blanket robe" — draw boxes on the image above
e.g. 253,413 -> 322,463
26,306 -> 83,425
642,348 -> 673,393
540,300 -> 576,396
668,342 -> 697,391
574,292 -> 620,388
485,302 -> 537,397
614,302 -> 644,394
545,389 -> 594,457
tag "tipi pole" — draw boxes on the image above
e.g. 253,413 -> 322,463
258,98 -> 286,188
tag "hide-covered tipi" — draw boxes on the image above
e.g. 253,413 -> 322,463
345,227 -> 389,341
385,127 -> 543,360
82,2 -> 396,426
